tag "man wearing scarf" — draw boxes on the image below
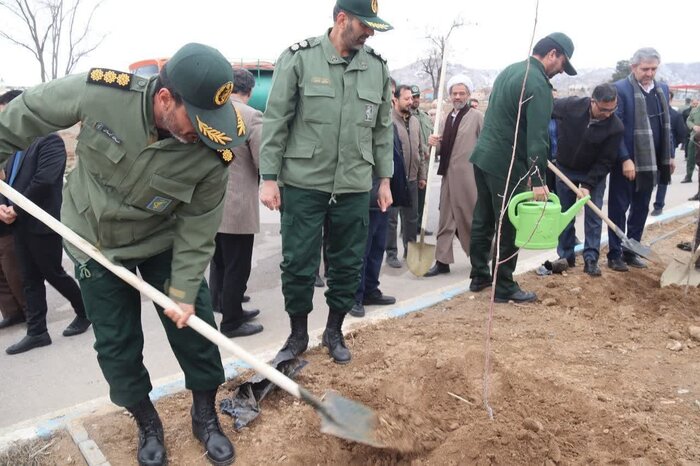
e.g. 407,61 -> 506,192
424,75 -> 483,277
608,48 -> 674,272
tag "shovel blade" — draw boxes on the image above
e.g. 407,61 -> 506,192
407,241 -> 436,277
314,390 -> 383,447
621,237 -> 653,261
661,258 -> 700,287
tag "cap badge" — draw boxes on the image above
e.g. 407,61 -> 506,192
371,0 -> 378,14
218,148 -> 234,163
196,115 -> 232,145
214,81 -> 234,106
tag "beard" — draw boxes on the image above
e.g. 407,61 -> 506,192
453,101 -> 467,111
160,108 -> 196,144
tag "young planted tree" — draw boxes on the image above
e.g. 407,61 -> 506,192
0,0 -> 105,83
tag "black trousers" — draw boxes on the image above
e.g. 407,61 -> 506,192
209,233 -> 254,332
15,232 -> 85,336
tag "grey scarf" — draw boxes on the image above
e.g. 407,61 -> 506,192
628,74 -> 672,191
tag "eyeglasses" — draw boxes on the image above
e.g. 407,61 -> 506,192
593,101 -> 617,114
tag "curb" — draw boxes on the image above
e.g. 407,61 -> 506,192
1,203 -> 697,462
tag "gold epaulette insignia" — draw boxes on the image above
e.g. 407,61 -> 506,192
196,115 -> 232,145
217,148 -> 235,165
87,68 -> 133,89
235,107 -> 246,137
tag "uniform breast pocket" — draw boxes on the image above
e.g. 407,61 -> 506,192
301,85 -> 335,124
128,174 -> 195,216
357,88 -> 381,128
76,124 -> 127,185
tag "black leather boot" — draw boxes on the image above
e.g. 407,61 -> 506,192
126,397 -> 167,466
277,314 -> 309,359
191,390 -> 235,466
322,311 -> 351,364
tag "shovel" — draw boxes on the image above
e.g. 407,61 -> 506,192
0,180 -> 384,448
407,47 -> 449,277
547,161 -> 653,260
661,243 -> 700,287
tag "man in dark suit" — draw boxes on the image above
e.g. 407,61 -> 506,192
608,47 -> 674,272
0,132 -> 91,354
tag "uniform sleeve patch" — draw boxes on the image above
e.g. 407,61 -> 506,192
87,68 -> 133,90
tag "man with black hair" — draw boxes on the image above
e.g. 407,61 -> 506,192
469,32 -> 576,303
552,83 -> 624,276
385,84 -> 426,268
209,68 -> 264,339
0,43 -> 241,466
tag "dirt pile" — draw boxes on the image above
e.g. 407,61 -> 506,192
10,217 -> 700,465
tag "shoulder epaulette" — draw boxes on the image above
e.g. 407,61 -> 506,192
213,106 -> 246,166
216,148 -> 235,166
365,47 -> 386,64
86,68 -> 134,90
289,37 -> 319,53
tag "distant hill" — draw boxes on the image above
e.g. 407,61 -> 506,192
391,61 -> 700,97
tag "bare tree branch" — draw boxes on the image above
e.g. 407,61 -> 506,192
420,18 -> 464,97
0,0 -> 104,82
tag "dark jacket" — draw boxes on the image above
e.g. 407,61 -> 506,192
0,133 -> 66,235
670,107 -> 687,149
613,78 -> 671,162
552,96 -> 624,190
385,123 -> 411,208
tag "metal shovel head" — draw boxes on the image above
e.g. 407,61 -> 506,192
407,240 -> 436,277
661,258 -> 700,287
300,388 -> 383,447
621,237 -> 653,260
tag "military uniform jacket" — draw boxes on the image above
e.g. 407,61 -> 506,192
0,71 -> 230,305
470,57 -> 553,186
259,31 -> 393,193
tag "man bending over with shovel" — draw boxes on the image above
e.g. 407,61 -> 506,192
0,43 -> 243,466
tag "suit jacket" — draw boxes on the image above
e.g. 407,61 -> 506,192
613,78 -> 671,162
217,97 -> 262,235
0,133 -> 66,235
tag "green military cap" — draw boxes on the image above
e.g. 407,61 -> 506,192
410,85 -> 420,96
545,32 -> 576,76
336,0 -> 393,31
165,43 -> 246,151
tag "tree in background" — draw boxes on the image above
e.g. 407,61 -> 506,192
0,0 -> 105,83
421,18 -> 463,97
611,60 -> 631,82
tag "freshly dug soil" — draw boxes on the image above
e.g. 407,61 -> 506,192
25,216 -> 700,464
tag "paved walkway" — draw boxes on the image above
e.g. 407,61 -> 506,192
0,161 -> 698,436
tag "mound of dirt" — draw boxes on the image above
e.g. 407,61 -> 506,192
19,217 -> 700,464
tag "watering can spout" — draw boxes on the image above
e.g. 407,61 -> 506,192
558,195 -> 590,235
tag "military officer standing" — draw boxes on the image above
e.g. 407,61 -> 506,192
0,43 -> 241,466
260,0 -> 393,364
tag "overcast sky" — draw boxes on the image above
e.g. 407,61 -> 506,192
1,0 -> 698,87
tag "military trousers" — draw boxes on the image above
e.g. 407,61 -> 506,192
469,166 -> 524,297
76,249 -> 224,407
280,186 -> 369,316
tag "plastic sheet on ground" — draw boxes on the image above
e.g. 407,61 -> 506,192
220,353 -> 308,430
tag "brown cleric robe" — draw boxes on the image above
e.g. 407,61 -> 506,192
435,107 -> 483,264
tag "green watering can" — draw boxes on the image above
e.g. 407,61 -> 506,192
507,192 -> 590,249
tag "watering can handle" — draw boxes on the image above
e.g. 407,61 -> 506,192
507,191 -> 560,226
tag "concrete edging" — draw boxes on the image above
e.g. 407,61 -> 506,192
0,203 -> 697,461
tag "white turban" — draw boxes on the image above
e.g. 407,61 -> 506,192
447,74 -> 474,93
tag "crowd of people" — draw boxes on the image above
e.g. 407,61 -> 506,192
1,0 -> 699,464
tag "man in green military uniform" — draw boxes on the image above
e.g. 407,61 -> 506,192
411,85 -> 433,233
259,0 -> 393,364
0,43 -> 241,466
468,32 -> 577,303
